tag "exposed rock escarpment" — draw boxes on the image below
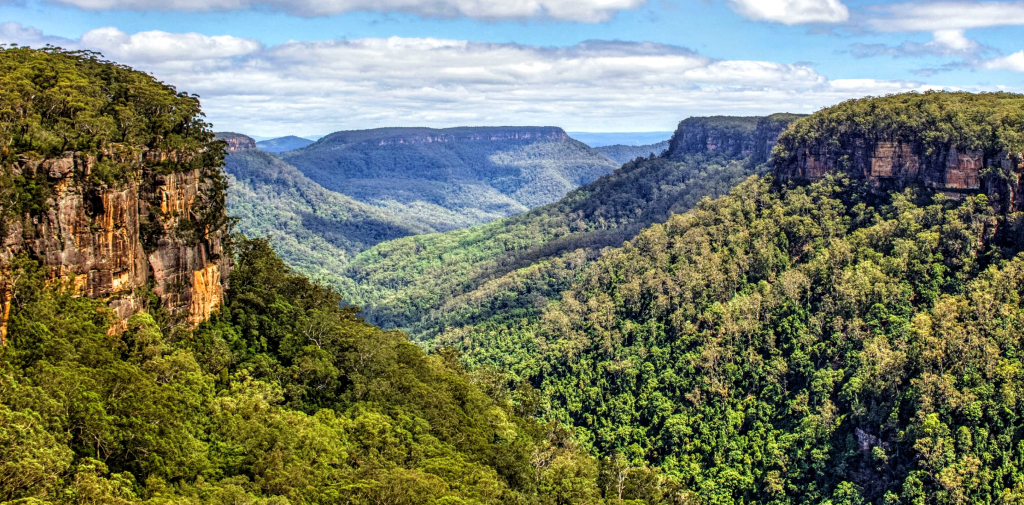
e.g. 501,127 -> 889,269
216,132 -> 258,152
1,148 -> 230,332
772,92 -> 1024,213
666,113 -> 806,163
0,48 -> 234,340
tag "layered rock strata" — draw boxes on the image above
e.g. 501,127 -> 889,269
666,113 -> 806,163
0,148 -> 230,336
775,137 -> 1023,213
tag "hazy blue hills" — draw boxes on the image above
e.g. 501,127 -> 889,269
568,131 -> 673,147
595,141 -> 670,164
256,135 -> 315,152
280,126 -> 619,231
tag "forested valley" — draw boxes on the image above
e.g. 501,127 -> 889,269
3,46 -> 1024,505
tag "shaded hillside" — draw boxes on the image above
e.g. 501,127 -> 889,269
282,127 -> 619,231
595,141 -> 670,164
431,92 -> 1024,503
222,140 -> 430,288
341,115 -> 804,339
256,135 -> 314,153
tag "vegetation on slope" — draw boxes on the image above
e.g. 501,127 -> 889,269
281,127 -> 619,231
225,148 -> 429,289
773,91 -> 1024,162
342,151 -> 767,340
501,175 -> 1024,503
0,237 -> 614,504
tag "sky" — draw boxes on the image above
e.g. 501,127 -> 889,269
1,0 -> 1023,136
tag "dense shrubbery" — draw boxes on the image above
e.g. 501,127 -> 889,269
0,238 -> 610,504
774,91 -> 1024,162
441,174 -> 1024,503
343,152 -> 767,339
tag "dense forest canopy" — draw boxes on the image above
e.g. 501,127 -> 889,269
224,147 -> 429,288
5,47 -> 1024,505
773,92 -> 1024,162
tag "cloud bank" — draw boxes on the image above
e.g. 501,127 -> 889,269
728,0 -> 849,24
0,23 -> 954,135
46,0 -> 647,21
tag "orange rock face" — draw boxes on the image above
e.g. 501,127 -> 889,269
775,137 -> 1022,212
1,147 -> 230,335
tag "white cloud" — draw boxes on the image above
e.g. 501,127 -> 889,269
0,24 -> 974,135
983,51 -> 1024,71
868,1 -> 1024,32
728,0 -> 849,24
79,27 -> 261,63
48,0 -> 647,21
850,29 -> 983,58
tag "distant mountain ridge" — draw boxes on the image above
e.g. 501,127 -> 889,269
339,113 -> 805,338
281,126 -> 619,231
256,135 -> 314,153
595,141 -> 670,164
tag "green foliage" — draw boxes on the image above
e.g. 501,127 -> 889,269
343,151 -> 767,342
0,239 -> 603,504
224,148 -> 429,288
774,91 -> 1024,163
449,175 -> 1024,503
281,127 -> 618,231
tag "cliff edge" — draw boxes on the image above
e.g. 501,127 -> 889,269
773,91 -> 1024,213
0,48 -> 232,341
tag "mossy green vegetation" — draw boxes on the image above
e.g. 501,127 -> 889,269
342,151 -> 765,340
0,240 -> 606,504
774,91 -> 1024,162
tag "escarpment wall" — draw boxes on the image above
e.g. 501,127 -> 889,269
0,148 -> 231,336
667,114 -> 806,163
774,136 -> 1024,213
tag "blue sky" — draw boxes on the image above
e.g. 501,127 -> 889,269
3,0 -> 1023,136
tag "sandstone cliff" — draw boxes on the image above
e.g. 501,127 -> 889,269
772,92 -> 1024,213
0,149 -> 230,338
0,48 -> 234,343
666,113 -> 806,163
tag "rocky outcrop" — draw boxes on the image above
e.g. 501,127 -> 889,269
1,147 -> 230,334
775,136 -> 1024,212
666,113 -> 805,163
216,132 -> 257,152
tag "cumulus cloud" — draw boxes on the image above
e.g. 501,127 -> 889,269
47,0 -> 647,21
867,1 -> 1024,32
983,51 -> 1024,71
728,0 -> 849,24
0,23 -> 961,135
79,27 -> 262,63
